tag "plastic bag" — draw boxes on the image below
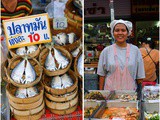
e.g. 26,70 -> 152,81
45,0 -> 66,18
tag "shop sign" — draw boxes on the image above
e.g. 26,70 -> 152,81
53,17 -> 67,30
3,13 -> 51,49
131,0 -> 159,14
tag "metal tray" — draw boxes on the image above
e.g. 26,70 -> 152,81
91,101 -> 142,120
142,86 -> 159,102
84,101 -> 105,120
107,90 -> 138,102
84,90 -> 111,102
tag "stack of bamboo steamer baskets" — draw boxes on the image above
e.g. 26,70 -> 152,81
39,43 -> 79,115
74,50 -> 83,109
4,52 -> 44,119
43,70 -> 78,115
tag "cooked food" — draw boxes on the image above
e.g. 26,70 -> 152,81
84,105 -> 99,118
101,107 -> 139,120
84,91 -> 105,100
116,94 -> 137,101
144,112 -> 160,120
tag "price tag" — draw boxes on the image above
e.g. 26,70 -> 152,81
53,17 -> 68,30
3,13 -> 51,49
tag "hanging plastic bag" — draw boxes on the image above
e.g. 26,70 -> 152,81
45,0 -> 66,18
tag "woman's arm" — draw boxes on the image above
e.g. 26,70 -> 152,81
99,76 -> 105,90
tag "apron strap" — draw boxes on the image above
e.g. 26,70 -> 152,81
113,44 -> 119,66
126,44 -> 130,65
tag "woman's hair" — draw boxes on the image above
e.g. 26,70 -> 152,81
141,37 -> 155,49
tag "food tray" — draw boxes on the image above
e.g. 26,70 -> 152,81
108,90 -> 138,102
84,90 -> 111,101
91,101 -> 141,120
142,85 -> 159,102
84,101 -> 104,119
142,101 -> 160,120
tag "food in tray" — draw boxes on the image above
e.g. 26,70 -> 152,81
45,47 -> 69,71
15,87 -> 38,98
143,86 -> 159,100
115,93 -> 137,101
51,74 -> 73,89
52,32 -> 77,46
84,91 -> 105,100
101,107 -> 139,120
84,105 -> 99,118
16,45 -> 38,55
144,112 -> 160,120
11,59 -> 36,84
77,54 -> 82,76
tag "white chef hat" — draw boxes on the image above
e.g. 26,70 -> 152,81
110,19 -> 132,38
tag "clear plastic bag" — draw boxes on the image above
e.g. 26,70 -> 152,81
45,0 -> 66,18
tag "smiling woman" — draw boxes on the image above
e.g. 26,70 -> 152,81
97,19 -> 145,91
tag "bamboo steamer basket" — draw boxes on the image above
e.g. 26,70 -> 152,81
6,56 -> 43,88
43,69 -> 78,95
2,59 -> 10,83
12,108 -> 45,120
10,101 -> 45,116
50,22 -> 82,52
45,95 -> 78,110
1,52 -> 13,83
6,82 -> 44,104
39,46 -> 72,76
73,50 -> 82,79
45,87 -> 78,102
9,44 -> 41,59
64,0 -> 82,28
48,104 -> 78,115
8,96 -> 43,110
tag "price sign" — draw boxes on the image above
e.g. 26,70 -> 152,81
53,17 -> 67,30
3,13 -> 51,49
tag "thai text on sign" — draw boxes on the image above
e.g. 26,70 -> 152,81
3,13 -> 51,49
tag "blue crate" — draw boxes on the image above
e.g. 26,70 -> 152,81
84,74 -> 98,90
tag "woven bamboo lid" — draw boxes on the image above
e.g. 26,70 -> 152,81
6,56 -> 42,88
39,46 -> 72,76
43,69 -> 78,95
45,94 -> 78,110
45,87 -> 78,102
6,82 -> 44,104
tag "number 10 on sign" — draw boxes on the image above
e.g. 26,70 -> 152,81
53,17 -> 68,29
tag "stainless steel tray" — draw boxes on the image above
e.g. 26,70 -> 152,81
84,100 -> 105,120
107,90 -> 138,102
84,90 -> 111,101
91,101 -> 141,120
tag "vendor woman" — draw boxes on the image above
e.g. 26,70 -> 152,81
97,19 -> 145,90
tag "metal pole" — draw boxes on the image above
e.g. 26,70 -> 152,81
109,0 -> 115,21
